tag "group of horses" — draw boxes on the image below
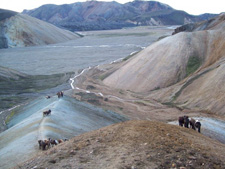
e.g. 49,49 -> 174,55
43,91 -> 64,116
39,91 -> 67,150
46,91 -> 64,99
178,116 -> 201,133
38,138 -> 68,150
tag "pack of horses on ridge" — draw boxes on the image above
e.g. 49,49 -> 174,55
178,116 -> 201,133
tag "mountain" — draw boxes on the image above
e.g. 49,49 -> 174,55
0,9 -> 80,48
22,1 -> 217,31
102,13 -> 225,116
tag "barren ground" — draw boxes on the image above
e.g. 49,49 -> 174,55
21,120 -> 225,169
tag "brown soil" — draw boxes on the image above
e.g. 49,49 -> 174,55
21,120 -> 225,169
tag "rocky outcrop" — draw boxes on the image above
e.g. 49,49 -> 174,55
0,10 -> 80,48
22,1 -> 217,31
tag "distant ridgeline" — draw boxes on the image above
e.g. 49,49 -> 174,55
22,1 -> 218,31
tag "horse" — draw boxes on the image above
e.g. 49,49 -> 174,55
57,139 -> 64,144
178,116 -> 185,127
195,120 -> 201,133
48,138 -> 68,147
189,118 -> 196,130
184,116 -> 189,128
43,109 -> 51,117
60,91 -> 63,97
57,92 -> 61,98
38,139 -> 50,150
48,138 -> 58,147
178,116 -> 189,128
57,91 -> 64,98
46,96 -> 51,99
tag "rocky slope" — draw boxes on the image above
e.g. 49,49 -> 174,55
22,1 -> 217,31
21,120 -> 225,169
102,13 -> 225,116
0,9 -> 80,48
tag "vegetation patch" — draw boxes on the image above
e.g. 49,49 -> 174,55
99,71 -> 114,81
5,111 -> 15,124
135,100 -> 148,106
186,56 -> 201,76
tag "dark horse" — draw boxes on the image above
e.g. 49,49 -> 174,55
57,91 -> 64,98
46,96 -> 51,99
43,109 -> 51,117
189,118 -> 201,133
195,121 -> 201,133
178,116 -> 189,128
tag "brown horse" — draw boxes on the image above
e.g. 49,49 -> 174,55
189,118 -> 196,130
178,116 -> 189,128
43,109 -> 51,117
38,140 -> 50,150
48,138 -> 68,147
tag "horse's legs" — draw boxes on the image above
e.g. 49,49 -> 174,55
179,122 -> 183,126
42,144 -> 45,150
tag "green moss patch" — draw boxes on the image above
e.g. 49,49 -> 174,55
186,56 -> 201,76
5,111 -> 15,124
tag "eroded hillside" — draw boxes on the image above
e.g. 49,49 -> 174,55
0,11 -> 80,48
101,13 -> 225,116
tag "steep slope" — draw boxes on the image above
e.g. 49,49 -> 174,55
22,1 -> 217,31
0,10 -> 80,48
103,13 -> 225,116
21,120 -> 225,169
0,95 -> 126,169
103,31 -> 207,92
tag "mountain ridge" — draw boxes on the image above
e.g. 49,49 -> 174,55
22,1 -> 218,31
